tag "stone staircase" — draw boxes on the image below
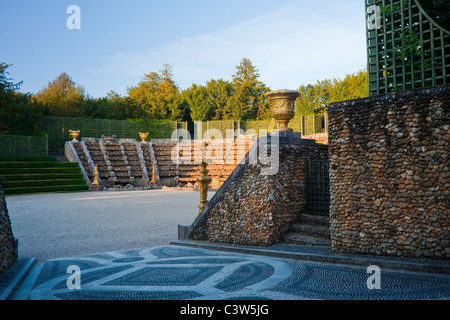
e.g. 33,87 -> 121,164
65,136 -> 255,189
122,142 -> 145,182
67,138 -> 156,188
281,214 -> 331,247
151,136 -> 255,189
151,141 -> 178,186
101,139 -> 132,186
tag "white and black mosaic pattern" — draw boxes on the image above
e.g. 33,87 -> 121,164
28,246 -> 450,300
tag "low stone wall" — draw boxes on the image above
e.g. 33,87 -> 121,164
189,137 -> 328,246
0,178 -> 17,274
328,85 -> 450,259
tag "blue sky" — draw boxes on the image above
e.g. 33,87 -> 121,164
1,0 -> 367,98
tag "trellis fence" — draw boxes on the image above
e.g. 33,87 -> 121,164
366,0 -> 450,96
38,116 -> 176,151
304,159 -> 330,216
0,135 -> 48,157
37,114 -> 329,151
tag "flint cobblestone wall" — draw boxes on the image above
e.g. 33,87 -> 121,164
0,178 -> 17,274
190,143 -> 328,245
328,86 -> 450,259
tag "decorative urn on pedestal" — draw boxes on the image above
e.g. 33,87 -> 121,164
69,130 -> 80,142
139,132 -> 149,142
265,90 -> 300,132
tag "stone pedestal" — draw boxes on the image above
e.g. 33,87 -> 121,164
89,184 -> 104,192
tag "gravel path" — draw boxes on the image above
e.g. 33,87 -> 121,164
6,190 -> 213,261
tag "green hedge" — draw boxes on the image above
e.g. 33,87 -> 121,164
0,161 -> 78,168
0,135 -> 48,157
0,156 -> 56,162
38,116 -> 177,151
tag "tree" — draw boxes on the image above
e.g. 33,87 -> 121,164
128,64 -> 184,120
34,72 -> 85,117
205,79 -> 234,120
0,63 -> 22,94
296,69 -> 368,115
158,64 -> 185,120
329,70 -> 368,103
102,91 -> 138,120
296,79 -> 332,115
0,63 -> 46,135
230,58 -> 270,120
182,84 -> 211,121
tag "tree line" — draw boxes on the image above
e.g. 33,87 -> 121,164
0,58 -> 368,136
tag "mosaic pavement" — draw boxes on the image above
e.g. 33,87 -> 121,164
22,245 -> 450,300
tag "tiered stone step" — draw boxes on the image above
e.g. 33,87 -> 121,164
151,138 -> 256,188
152,142 -> 178,183
122,142 -> 144,180
102,141 -> 131,186
281,214 -> 331,247
68,137 -> 257,189
139,143 -> 155,177
72,142 -> 93,182
84,141 -> 110,183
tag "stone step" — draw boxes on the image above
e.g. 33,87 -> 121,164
297,214 -> 330,226
281,213 -> 331,247
288,223 -> 330,238
282,233 -> 331,247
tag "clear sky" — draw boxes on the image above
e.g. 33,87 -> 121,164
1,0 -> 367,98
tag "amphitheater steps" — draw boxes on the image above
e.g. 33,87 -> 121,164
84,141 -> 110,182
282,214 -> 331,247
151,140 -> 254,188
151,143 -> 176,181
72,142 -> 94,182
0,157 -> 88,195
122,143 -> 144,180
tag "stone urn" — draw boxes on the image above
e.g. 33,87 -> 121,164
69,130 -> 80,141
265,90 -> 300,132
139,132 -> 149,142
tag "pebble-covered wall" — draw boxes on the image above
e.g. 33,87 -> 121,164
328,86 -> 450,259
189,140 -> 328,246
0,178 -> 17,274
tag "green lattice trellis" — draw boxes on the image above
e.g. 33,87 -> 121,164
305,159 -> 330,216
366,0 -> 450,96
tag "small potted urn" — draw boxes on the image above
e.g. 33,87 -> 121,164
139,132 -> 149,142
265,90 -> 300,132
69,130 -> 80,141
